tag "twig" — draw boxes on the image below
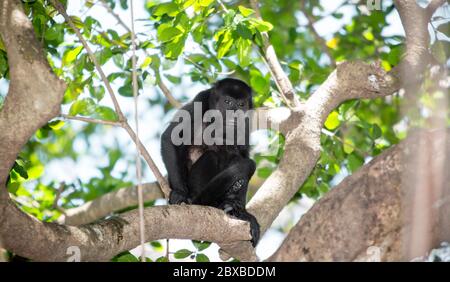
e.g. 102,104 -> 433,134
158,80 -> 182,108
61,114 -> 122,126
52,182 -> 67,214
100,0 -> 132,33
51,0 -> 171,199
249,0 -> 301,108
99,0 -> 182,109
130,0 -> 146,263
300,1 -> 336,68
216,0 -> 229,12
50,0 -> 124,120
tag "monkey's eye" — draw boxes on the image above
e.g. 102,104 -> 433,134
224,99 -> 232,105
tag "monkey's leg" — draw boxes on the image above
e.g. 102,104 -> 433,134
187,150 -> 221,200
191,158 -> 255,206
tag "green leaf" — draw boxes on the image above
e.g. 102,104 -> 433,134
69,98 -> 96,116
343,138 -> 355,154
347,153 -> 364,173
236,23 -> 253,40
217,40 -> 233,58
193,240 -> 211,251
116,254 -> 139,262
89,85 -> 105,101
140,57 -> 152,69
324,111 -> 340,130
62,46 -> 83,66
118,84 -> 133,97
157,24 -> 183,43
48,120 -> 65,130
13,161 -> 28,179
196,253 -> 210,262
174,249 -> 193,259
153,2 -> 180,17
164,74 -> 181,84
156,256 -> 169,262
369,124 -> 382,139
198,0 -> 214,7
249,18 -> 273,32
250,73 -> 269,95
95,48 -> 113,65
257,167 -> 273,178
164,35 -> 186,59
238,5 -> 255,17
95,106 -> 118,121
150,241 -> 163,251
237,38 -> 252,67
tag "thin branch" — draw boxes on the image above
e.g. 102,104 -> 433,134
100,0 -> 132,33
216,0 -> 229,12
426,0 -> 447,19
50,0 -> 170,198
249,0 -> 301,108
52,182 -> 66,214
49,0 -> 124,120
61,114 -> 171,198
60,114 -> 122,126
300,1 -> 336,68
130,0 -> 146,263
98,0 -> 181,109
158,80 -> 182,108
122,123 -> 171,198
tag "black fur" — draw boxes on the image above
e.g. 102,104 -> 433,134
161,78 -> 260,246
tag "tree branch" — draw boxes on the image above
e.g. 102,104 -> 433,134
249,0 -> 301,108
158,79 -> 182,109
98,0 -> 181,109
426,0 -> 447,19
268,130 -> 450,261
0,0 -> 66,185
1,201 -> 252,261
61,114 -> 122,126
49,0 -> 171,198
58,182 -> 164,226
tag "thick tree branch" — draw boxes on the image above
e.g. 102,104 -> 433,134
0,0 -> 66,185
1,201 -> 251,261
58,182 -> 164,226
268,130 -> 450,261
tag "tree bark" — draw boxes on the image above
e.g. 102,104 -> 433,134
268,130 -> 450,262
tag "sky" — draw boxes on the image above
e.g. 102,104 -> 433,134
0,0 -> 414,261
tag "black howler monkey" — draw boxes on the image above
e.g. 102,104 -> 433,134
161,78 -> 260,246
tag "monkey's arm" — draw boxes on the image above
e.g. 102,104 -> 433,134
161,124 -> 190,204
161,90 -> 211,204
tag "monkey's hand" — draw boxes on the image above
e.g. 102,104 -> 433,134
169,190 -> 192,205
